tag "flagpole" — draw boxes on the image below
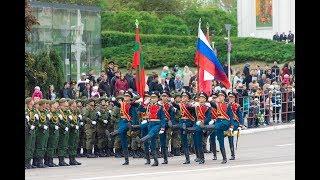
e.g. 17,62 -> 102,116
135,19 -> 141,99
197,18 -> 201,94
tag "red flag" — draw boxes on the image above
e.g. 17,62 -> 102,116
132,25 -> 145,99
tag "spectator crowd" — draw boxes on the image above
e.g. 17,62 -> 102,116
273,31 -> 294,43
31,60 -> 295,129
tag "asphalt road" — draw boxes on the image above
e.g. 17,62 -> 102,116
25,127 -> 295,180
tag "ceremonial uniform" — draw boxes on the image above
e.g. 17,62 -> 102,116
57,99 -> 71,166
112,91 -> 139,165
77,99 -> 86,157
193,92 -> 211,164
209,96 -> 219,160
213,91 -> 233,164
68,100 -> 81,165
44,101 -> 60,167
228,92 -> 244,160
25,98 -> 38,169
34,100 -> 50,168
172,92 -> 196,164
138,91 -> 166,166
159,91 -> 176,164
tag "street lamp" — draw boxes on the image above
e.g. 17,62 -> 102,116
225,24 -> 232,85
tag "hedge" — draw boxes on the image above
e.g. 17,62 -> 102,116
102,31 -> 295,69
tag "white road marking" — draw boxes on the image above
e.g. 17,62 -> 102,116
71,160 -> 294,180
276,143 -> 294,147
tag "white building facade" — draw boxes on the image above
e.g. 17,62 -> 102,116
237,0 -> 295,40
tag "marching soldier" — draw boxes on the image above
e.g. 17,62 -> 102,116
68,100 -> 82,165
44,100 -> 60,167
110,96 -> 122,158
208,93 -> 219,160
205,91 -> 233,164
227,92 -> 244,160
171,93 -> 182,156
96,98 -> 111,157
25,97 -> 37,169
57,98 -> 71,166
110,91 -> 139,165
159,91 -> 176,164
83,98 -> 99,158
33,99 -> 50,168
138,91 -> 166,166
172,92 -> 196,164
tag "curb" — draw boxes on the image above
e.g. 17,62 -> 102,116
240,123 -> 295,135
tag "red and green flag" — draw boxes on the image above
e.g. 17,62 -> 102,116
131,20 -> 145,99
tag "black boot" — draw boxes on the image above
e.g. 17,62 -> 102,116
198,148 -> 205,164
109,148 -> 115,156
194,149 -> 200,162
133,150 -> 139,158
77,148 -> 81,157
32,158 -> 37,167
25,160 -> 32,169
145,150 -> 151,165
161,147 -> 168,164
220,148 -> 227,164
183,148 -> 190,164
99,149 -> 107,157
168,149 -> 174,157
81,149 -> 87,157
86,149 -> 97,158
157,148 -> 163,158
228,137 -> 235,160
105,148 -> 111,157
45,157 -> 53,167
69,156 -> 77,166
51,157 -> 59,167
114,148 -> 122,158
122,148 -> 129,165
58,156 -> 70,166
212,143 -> 217,160
151,151 -> 159,166
94,147 -> 100,157
36,158 -> 46,168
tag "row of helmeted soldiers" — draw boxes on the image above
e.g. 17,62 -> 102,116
109,90 -> 243,166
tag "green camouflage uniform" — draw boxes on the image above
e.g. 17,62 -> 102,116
34,108 -> 49,159
45,110 -> 60,158
68,109 -> 80,157
96,105 -> 110,151
83,105 -> 98,153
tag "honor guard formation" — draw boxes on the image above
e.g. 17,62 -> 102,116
25,90 -> 244,169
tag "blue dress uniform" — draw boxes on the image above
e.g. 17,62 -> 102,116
228,92 -> 244,160
138,92 -> 166,166
114,91 -> 139,165
214,91 -> 233,164
159,91 -> 176,164
193,93 -> 211,164
172,92 -> 196,164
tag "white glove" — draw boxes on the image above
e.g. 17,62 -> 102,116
34,114 -> 39,120
141,120 -> 148,124
173,107 -> 177,112
97,111 -> 101,116
196,121 -> 202,126
46,114 -> 51,119
159,129 -> 165,134
103,120 -> 108,124
238,126 -> 242,131
80,122 -> 84,126
43,125 -> 48,130
30,125 -> 35,130
209,120 -> 215,125
65,127 -> 69,132
208,97 -> 213,102
170,98 -> 174,103
26,115 -> 30,121
54,125 -> 59,130
78,114 -> 82,120
157,101 -> 162,105
58,114 -> 63,120
68,115 -> 73,120
108,110 -> 112,114
75,125 -> 79,130
194,102 -> 200,107
111,97 -> 116,101
229,128 -> 233,132
92,121 -> 97,125
205,102 -> 211,107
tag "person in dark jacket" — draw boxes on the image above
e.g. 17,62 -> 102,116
106,61 -> 115,83
287,31 -> 294,43
149,75 -> 162,92
279,32 -> 287,42
110,71 -> 120,96
168,73 -> 176,92
81,83 -> 92,99
59,82 -> 71,98
125,69 -> 135,91
87,70 -> 96,84
98,74 -> 112,97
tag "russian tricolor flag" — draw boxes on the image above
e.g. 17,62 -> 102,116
194,23 -> 231,90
